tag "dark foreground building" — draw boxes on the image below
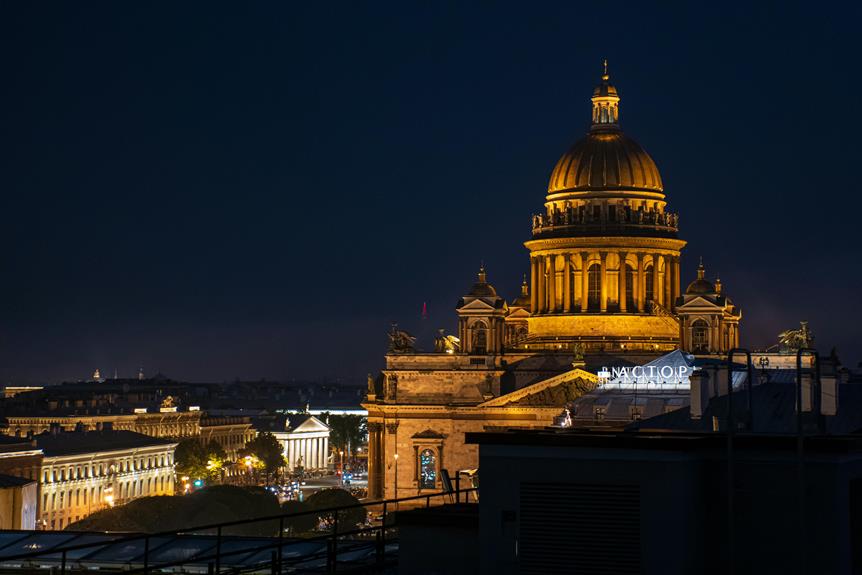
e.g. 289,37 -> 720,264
467,428 -> 862,575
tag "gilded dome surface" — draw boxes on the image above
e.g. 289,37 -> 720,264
548,131 -> 663,194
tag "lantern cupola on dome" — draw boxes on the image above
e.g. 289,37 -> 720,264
591,59 -> 620,130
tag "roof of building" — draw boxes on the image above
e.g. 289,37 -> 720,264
34,430 -> 175,457
632,377 -> 862,435
685,261 -> 716,295
252,413 -> 329,433
0,474 -> 36,488
466,428 -> 862,456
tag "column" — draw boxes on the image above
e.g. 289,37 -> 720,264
367,424 -> 381,498
653,255 -> 662,308
287,438 -> 293,470
530,257 -> 538,312
672,256 -> 680,309
563,255 -> 572,313
600,252 -> 608,313
323,436 -> 329,468
636,253 -> 644,313
547,255 -> 556,313
580,252 -> 589,312
664,258 -> 672,309
311,438 -> 317,469
619,252 -> 628,313
536,256 -> 545,314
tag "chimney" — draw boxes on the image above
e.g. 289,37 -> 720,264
800,373 -> 814,412
714,366 -> 730,397
689,369 -> 709,419
821,374 -> 838,416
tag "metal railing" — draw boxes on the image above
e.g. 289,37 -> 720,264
0,486 -> 478,574
718,347 -> 822,575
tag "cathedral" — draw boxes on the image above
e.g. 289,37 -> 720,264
363,63 -> 742,499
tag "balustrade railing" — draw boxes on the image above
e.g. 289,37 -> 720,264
532,208 -> 679,237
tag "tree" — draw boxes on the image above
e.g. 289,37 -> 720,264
66,486 -> 281,536
175,439 -> 209,480
203,440 -> 228,480
280,500 -> 317,534
242,432 -> 286,481
325,414 -> 367,459
304,488 -> 366,532
175,439 -> 229,482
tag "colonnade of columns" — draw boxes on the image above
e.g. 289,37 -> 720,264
530,251 -> 680,314
285,434 -> 329,471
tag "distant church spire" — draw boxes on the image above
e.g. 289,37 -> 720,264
521,274 -> 529,297
478,263 -> 487,283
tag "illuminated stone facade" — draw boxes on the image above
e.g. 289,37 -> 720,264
35,431 -> 176,530
364,64 -> 742,499
4,410 -> 254,463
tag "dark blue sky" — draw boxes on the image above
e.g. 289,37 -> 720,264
1,2 -> 860,384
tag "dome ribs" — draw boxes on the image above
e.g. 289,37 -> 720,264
546,128 -> 663,194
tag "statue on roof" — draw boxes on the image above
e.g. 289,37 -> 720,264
777,321 -> 814,352
388,324 -> 416,354
572,342 -> 585,362
434,329 -> 461,353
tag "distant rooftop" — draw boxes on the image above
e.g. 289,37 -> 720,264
34,430 -> 175,457
0,474 -> 36,488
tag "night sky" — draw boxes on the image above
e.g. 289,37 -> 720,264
2,2 -> 860,384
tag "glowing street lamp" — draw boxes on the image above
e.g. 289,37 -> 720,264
103,486 -> 115,507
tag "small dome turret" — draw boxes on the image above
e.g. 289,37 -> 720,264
685,259 -> 716,295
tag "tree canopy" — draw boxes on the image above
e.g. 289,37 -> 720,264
304,488 -> 366,532
66,486 -> 281,535
324,414 -> 366,456
241,432 -> 285,474
175,439 -> 228,481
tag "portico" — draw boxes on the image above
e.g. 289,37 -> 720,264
271,415 -> 331,472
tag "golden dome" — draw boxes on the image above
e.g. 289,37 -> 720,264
548,61 -> 663,195
548,131 -> 663,194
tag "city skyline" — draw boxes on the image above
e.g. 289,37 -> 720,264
2,2 -> 860,384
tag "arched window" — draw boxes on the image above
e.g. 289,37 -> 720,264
692,319 -> 709,353
472,321 -> 488,355
645,265 -> 655,306
625,264 -> 635,311
588,264 -> 601,311
419,449 -> 437,489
